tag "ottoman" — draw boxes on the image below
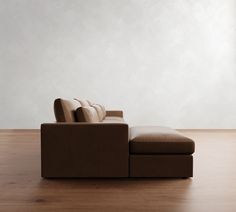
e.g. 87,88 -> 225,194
129,126 -> 195,178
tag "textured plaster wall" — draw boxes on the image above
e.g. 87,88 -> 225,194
0,0 -> 236,128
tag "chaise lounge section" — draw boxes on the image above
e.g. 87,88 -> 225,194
41,98 -> 195,178
129,126 -> 194,177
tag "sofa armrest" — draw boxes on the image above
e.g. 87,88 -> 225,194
106,110 -> 123,118
41,123 -> 129,178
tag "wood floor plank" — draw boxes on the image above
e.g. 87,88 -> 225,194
0,130 -> 236,211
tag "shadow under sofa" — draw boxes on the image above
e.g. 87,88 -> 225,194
41,98 -> 195,178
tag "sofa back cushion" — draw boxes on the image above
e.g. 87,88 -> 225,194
100,104 -> 106,119
91,104 -> 104,121
54,98 -> 81,122
74,98 -> 91,107
76,106 -> 100,123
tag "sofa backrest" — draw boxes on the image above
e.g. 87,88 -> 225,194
54,98 -> 81,122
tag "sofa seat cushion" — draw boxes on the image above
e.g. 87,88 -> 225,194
129,126 -> 195,154
104,116 -> 124,121
102,116 -> 125,123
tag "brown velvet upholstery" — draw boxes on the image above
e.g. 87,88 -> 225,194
129,126 -> 195,154
129,155 -> 193,177
41,123 -> 129,178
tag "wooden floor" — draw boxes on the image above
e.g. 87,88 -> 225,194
0,130 -> 236,212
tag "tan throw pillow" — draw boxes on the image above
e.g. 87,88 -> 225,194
91,104 -> 104,121
81,106 -> 100,123
74,98 -> 90,107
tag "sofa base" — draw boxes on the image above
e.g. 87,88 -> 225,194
129,155 -> 193,178
41,123 -> 129,178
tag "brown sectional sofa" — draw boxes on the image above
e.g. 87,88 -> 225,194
41,98 -> 195,178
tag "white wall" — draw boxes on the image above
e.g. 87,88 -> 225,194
0,0 -> 236,129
